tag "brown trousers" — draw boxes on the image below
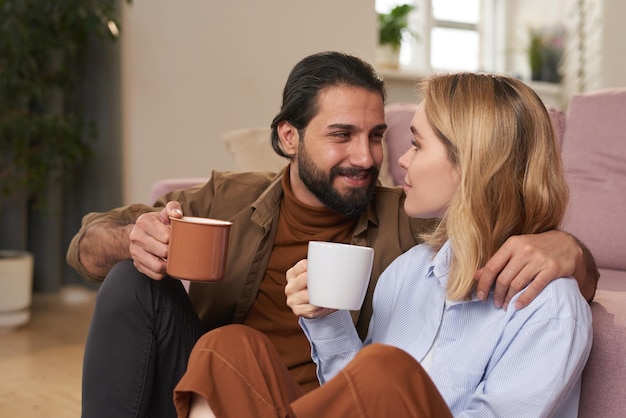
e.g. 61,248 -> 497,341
174,324 -> 452,418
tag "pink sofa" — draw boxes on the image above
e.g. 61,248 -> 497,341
150,89 -> 626,416
558,88 -> 626,418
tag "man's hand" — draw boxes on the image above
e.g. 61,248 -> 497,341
285,259 -> 336,319
475,230 -> 583,310
129,201 -> 184,280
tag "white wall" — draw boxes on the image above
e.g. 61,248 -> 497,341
600,0 -> 626,88
120,1 -> 377,204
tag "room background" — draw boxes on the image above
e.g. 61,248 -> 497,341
60,0 -> 625,285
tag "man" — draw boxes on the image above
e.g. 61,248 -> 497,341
67,51 -> 598,418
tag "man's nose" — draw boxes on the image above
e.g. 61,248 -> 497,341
349,136 -> 375,168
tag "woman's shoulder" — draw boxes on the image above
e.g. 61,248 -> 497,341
510,277 -> 591,323
383,244 -> 436,283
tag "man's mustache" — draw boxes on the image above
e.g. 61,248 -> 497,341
330,166 -> 379,179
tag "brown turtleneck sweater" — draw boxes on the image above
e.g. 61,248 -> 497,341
242,170 -> 357,393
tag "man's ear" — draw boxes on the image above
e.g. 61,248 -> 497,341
277,121 -> 299,157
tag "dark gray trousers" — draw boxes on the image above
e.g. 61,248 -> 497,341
81,260 -> 204,418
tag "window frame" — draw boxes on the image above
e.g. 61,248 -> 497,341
389,0 -> 505,74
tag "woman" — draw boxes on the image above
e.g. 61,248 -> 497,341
174,73 -> 592,417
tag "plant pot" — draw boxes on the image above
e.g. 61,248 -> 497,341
376,44 -> 401,69
0,250 -> 34,333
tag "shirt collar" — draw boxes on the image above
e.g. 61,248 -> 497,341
428,240 -> 482,306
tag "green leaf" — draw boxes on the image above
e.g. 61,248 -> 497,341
378,4 -> 416,49
0,0 -> 130,209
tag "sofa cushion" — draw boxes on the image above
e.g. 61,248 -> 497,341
384,103 -> 418,186
578,268 -> 626,418
547,107 -> 566,148
148,178 -> 209,205
222,127 -> 287,173
560,88 -> 626,270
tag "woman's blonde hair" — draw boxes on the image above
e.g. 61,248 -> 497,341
418,73 -> 569,300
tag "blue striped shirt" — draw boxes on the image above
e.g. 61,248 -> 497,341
301,241 -> 593,417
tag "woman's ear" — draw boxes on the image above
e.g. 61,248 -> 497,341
277,121 -> 299,157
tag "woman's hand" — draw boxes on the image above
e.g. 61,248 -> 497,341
285,259 -> 337,319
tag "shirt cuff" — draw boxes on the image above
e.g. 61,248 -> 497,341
300,310 -> 362,356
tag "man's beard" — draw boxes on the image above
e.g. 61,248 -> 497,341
297,139 -> 378,218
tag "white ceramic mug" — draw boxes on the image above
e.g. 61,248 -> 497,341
307,241 -> 375,310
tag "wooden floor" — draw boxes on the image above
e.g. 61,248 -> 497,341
0,286 -> 97,417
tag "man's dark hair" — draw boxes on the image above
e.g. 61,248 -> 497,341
270,51 -> 387,158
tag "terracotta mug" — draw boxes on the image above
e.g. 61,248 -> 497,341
166,216 -> 233,282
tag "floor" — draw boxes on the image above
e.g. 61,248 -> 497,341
0,286 -> 97,417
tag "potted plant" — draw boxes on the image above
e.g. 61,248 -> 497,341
527,26 -> 564,83
377,3 -> 416,69
0,0 -> 127,331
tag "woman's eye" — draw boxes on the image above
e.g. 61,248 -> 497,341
411,139 -> 420,149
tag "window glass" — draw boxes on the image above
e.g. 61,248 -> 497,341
376,0 -> 407,13
432,0 -> 480,24
431,28 -> 479,71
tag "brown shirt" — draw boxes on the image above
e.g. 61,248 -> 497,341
242,172 -> 356,392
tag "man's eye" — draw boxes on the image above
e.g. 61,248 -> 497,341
371,132 -> 385,142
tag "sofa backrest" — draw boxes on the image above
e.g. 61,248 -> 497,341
547,107 -> 566,148
223,127 -> 287,173
560,88 -> 626,271
383,103 -> 419,186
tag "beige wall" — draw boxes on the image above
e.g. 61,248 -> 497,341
600,1 -> 626,88
120,1 -> 377,204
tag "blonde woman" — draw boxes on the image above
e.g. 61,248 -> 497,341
174,73 -> 592,417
